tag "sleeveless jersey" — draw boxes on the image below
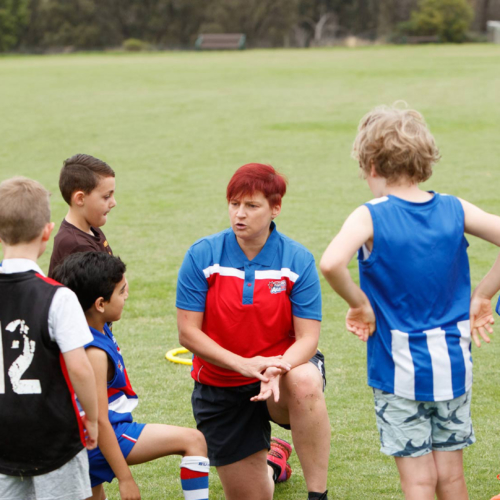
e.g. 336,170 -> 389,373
358,193 -> 472,402
0,271 -> 85,476
86,325 -> 138,424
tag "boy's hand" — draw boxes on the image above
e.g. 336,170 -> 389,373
119,477 -> 141,500
82,416 -> 98,450
346,303 -> 376,342
470,294 -> 494,347
250,367 -> 282,403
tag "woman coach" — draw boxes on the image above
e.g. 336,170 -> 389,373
176,163 -> 330,500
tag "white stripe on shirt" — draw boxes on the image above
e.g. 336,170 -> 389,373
457,320 -> 473,390
203,264 -> 244,280
108,394 -> 139,414
203,264 -> 299,283
255,268 -> 299,282
391,329 -> 415,400
425,327 -> 453,400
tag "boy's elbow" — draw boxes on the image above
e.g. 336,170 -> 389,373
319,256 -> 343,278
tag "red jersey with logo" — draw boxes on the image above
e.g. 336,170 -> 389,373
176,223 -> 322,387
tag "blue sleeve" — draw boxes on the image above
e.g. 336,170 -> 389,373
176,247 -> 208,312
290,257 -> 322,321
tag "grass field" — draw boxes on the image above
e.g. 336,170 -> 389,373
1,44 -> 500,499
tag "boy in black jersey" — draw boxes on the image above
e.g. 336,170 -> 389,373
0,177 -> 99,500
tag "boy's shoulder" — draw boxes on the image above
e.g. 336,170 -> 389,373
85,325 -> 117,352
49,220 -> 112,276
54,219 -> 108,246
364,192 -> 461,211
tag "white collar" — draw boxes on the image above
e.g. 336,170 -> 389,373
0,258 -> 45,276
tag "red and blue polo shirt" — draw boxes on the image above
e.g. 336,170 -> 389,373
176,222 -> 322,387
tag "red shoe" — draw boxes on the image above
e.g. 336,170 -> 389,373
267,445 -> 292,483
270,437 -> 293,460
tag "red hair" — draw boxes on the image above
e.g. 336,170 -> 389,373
226,163 -> 287,208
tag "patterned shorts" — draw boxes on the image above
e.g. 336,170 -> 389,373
373,388 -> 475,457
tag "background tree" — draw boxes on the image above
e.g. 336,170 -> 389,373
405,0 -> 474,42
0,0 -> 29,51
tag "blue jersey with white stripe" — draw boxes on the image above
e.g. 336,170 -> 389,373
86,325 -> 138,424
358,193 -> 472,402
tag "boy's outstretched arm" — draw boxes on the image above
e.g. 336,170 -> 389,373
320,206 -> 375,341
460,199 -> 500,347
86,347 -> 141,500
62,347 -> 98,450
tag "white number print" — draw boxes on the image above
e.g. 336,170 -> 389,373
0,320 -> 41,395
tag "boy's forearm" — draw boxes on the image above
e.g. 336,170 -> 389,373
322,266 -> 368,308
63,348 -> 98,423
98,418 -> 134,481
474,253 -> 500,300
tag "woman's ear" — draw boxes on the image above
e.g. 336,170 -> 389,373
271,204 -> 281,220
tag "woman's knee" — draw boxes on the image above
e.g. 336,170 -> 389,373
283,365 -> 324,404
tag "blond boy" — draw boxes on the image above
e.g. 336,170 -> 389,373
0,177 -> 98,500
48,154 -> 116,277
320,105 -> 500,500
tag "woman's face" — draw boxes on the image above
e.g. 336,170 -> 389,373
228,191 -> 281,246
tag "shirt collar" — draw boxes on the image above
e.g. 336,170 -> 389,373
0,258 -> 45,276
226,221 -> 279,268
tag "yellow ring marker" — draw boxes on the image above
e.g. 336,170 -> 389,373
165,347 -> 193,366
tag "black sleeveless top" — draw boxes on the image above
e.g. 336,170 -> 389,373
0,271 -> 84,476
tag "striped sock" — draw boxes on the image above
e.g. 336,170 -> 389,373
180,456 -> 209,500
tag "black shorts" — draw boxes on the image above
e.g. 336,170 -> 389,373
191,351 -> 326,467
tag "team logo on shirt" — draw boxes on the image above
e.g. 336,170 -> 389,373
268,280 -> 287,294
117,360 -> 124,372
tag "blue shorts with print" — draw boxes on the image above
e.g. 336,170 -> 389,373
88,421 -> 146,487
373,388 -> 475,457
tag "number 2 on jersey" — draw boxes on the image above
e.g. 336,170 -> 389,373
0,320 -> 41,394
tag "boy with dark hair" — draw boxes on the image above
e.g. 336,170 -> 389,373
49,154 -> 116,277
53,252 -> 210,500
320,104 -> 500,500
0,177 -> 98,500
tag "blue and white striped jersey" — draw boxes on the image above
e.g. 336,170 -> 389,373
358,193 -> 472,402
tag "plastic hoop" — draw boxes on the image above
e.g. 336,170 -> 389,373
165,347 -> 193,366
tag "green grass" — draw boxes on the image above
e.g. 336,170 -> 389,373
1,44 -> 500,499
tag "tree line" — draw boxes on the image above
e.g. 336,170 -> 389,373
0,0 -> 498,52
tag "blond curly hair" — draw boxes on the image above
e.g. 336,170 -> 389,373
352,104 -> 440,184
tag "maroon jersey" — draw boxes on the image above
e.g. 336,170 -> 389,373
49,219 -> 112,277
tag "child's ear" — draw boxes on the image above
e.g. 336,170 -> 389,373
72,190 -> 85,207
94,297 -> 106,313
370,160 -> 378,178
41,222 -> 55,242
